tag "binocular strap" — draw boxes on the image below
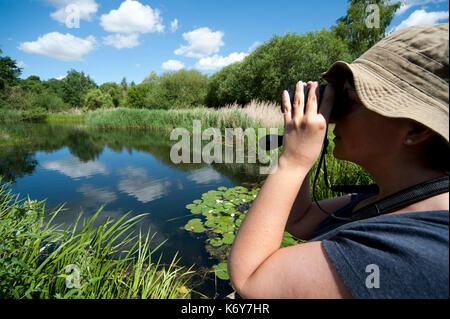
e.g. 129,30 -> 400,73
349,175 -> 449,222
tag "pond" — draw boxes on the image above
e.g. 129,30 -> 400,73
0,122 -> 268,298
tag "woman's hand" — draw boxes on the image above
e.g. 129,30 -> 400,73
279,81 -> 333,170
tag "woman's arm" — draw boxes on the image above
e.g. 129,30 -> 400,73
228,82 -> 352,298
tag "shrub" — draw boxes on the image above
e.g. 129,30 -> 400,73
36,92 -> 69,111
125,84 -> 151,109
206,29 -> 352,107
84,88 -> 114,110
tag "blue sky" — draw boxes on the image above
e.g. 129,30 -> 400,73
0,0 -> 448,85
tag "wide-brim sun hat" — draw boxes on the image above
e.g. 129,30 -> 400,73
322,23 -> 449,143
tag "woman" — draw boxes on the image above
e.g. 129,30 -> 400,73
228,23 -> 449,299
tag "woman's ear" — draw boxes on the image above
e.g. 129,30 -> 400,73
404,123 -> 436,146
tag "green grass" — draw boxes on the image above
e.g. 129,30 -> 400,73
83,107 -> 263,133
0,179 -> 194,299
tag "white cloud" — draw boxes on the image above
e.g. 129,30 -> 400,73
16,61 -> 27,68
41,157 -> 108,179
18,32 -> 96,61
186,167 -> 222,185
170,19 -> 179,32
393,9 -> 449,31
117,166 -> 171,203
248,41 -> 261,52
195,52 -> 248,70
162,59 -> 185,71
76,184 -> 117,205
100,0 -> 164,34
46,0 -> 98,26
390,0 -> 449,15
56,75 -> 66,80
175,27 -> 224,58
103,33 -> 140,49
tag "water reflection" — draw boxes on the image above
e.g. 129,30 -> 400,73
0,122 -> 266,298
41,157 -> 109,179
117,166 -> 171,203
187,167 -> 222,185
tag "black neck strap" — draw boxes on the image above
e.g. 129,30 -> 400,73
312,128 -> 449,222
350,175 -> 449,221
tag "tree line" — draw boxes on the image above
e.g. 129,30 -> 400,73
0,0 -> 399,113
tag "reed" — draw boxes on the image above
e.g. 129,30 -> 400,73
0,179 -> 193,299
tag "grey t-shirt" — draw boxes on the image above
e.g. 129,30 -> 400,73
310,193 -> 449,299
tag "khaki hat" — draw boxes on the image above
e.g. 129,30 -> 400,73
322,23 -> 449,143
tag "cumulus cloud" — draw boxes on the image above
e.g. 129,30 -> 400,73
103,33 -> 140,49
100,0 -> 164,34
161,59 -> 185,71
248,41 -> 261,52
18,32 -> 96,61
41,157 -> 108,179
195,52 -> 248,70
46,0 -> 98,26
390,0 -> 449,15
392,9 -> 449,31
175,27 -> 224,58
186,167 -> 222,185
170,19 -> 179,32
117,166 -> 171,203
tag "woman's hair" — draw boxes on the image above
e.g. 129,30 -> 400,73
425,134 -> 449,174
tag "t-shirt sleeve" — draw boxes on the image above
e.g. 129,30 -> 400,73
320,213 -> 449,299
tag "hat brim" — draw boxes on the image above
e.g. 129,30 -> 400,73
322,61 -> 449,143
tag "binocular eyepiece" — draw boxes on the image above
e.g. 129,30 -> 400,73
260,83 -> 350,150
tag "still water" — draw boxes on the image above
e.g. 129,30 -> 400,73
0,122 -> 266,298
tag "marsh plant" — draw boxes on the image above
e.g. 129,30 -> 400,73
0,179 -> 193,299
184,186 -> 302,281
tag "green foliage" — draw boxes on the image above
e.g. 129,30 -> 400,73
157,70 -> 208,109
62,69 -> 97,108
332,0 -> 401,59
99,82 -> 121,107
206,29 -> 352,107
36,92 -> 68,111
0,54 -> 21,89
126,84 -> 152,109
184,186 -> 302,281
84,88 -> 114,110
0,180 -> 193,299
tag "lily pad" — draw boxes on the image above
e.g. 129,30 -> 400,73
213,262 -> 229,280
184,218 -> 205,233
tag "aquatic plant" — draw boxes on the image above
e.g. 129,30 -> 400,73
184,186 -> 301,282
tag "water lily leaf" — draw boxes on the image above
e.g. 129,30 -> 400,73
222,233 -> 235,245
213,262 -> 229,280
184,219 -> 205,233
209,237 -> 223,247
218,186 -> 227,191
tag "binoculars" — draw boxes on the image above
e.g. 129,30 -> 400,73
261,83 -> 350,150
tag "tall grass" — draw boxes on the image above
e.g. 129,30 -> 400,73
0,179 -> 193,299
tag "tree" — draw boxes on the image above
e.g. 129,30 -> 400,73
100,82 -> 121,107
206,29 -> 352,107
332,0 -> 401,59
62,70 -> 97,108
85,88 -> 114,110
0,53 -> 22,90
157,70 -> 208,109
126,84 -> 151,108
